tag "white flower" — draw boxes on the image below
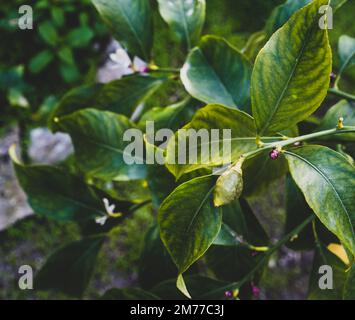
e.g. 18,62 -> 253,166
95,216 -> 108,226
109,48 -> 148,76
95,198 -> 122,226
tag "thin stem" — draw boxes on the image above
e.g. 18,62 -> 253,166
328,88 -> 355,101
150,67 -> 180,74
242,126 -> 355,160
201,215 -> 315,299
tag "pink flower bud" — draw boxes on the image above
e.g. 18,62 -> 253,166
269,148 -> 279,160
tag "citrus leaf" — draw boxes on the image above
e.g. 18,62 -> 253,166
265,0 -> 312,36
157,0 -> 206,49
316,100 -> 355,141
10,147 -> 125,221
285,145 -> 355,257
35,236 -> 105,297
252,0 -> 332,135
308,243 -> 347,300
58,108 -> 146,181
138,97 -> 199,132
51,75 -> 165,122
338,35 -> 355,73
92,0 -> 153,60
158,175 -> 221,275
181,35 -> 252,111
165,104 -> 257,179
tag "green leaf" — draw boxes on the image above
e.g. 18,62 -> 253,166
38,21 -> 58,46
66,27 -> 94,48
157,0 -> 206,49
11,152 -> 119,222
158,175 -> 221,275
58,108 -> 146,181
242,150 -> 288,197
343,263 -> 355,299
265,0 -> 312,36
51,7 -> 65,27
28,50 -> 54,73
165,104 -> 257,179
51,75 -> 165,121
35,236 -> 105,297
316,100 -> 355,141
213,223 -> 240,247
92,0 -> 153,60
330,0 -> 349,12
138,97 -> 199,132
338,35 -> 355,73
181,36 -> 252,111
138,224 -> 178,289
206,199 -> 269,282
101,288 -> 159,300
59,62 -> 80,83
252,0 -> 332,135
285,173 -> 316,250
285,145 -> 355,257
57,47 -> 75,65
308,243 -> 347,300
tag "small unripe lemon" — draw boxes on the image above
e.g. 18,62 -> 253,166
213,159 -> 244,207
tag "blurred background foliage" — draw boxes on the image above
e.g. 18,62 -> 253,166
0,0 -> 354,300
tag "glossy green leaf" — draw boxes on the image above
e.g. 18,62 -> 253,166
181,36 -> 252,111
11,151 -> 120,222
138,97 -> 199,132
157,0 -> 206,49
343,263 -> 355,299
308,243 -> 347,300
265,0 -> 311,36
316,100 -> 355,141
58,108 -> 146,181
158,175 -> 221,275
285,145 -> 355,257
165,104 -> 257,179
92,0 -> 153,60
28,50 -> 54,73
338,35 -> 355,73
101,288 -> 159,300
252,0 -> 332,135
35,236 -> 105,297
51,75 -> 165,122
